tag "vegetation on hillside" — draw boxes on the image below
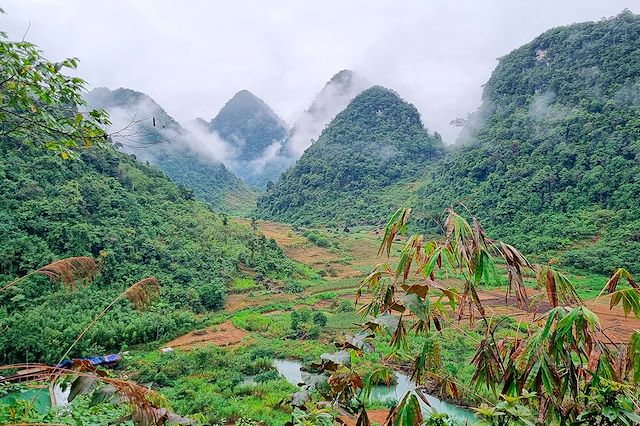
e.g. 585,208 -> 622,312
415,10 -> 640,275
257,86 -> 444,226
0,139 -> 296,363
86,87 -> 257,215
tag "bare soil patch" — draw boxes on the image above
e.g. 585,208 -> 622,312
477,289 -> 640,344
341,409 -> 389,426
163,321 -> 249,351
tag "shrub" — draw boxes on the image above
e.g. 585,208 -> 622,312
312,312 -> 327,327
303,230 -> 332,248
286,280 -> 303,293
254,370 -> 280,383
199,281 -> 226,310
338,299 -> 355,312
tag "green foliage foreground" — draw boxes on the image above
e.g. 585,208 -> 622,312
292,208 -> 640,425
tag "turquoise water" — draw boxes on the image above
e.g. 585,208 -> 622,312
273,359 -> 478,424
1,388 -> 52,413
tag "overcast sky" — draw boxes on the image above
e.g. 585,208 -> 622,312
2,1 -> 637,143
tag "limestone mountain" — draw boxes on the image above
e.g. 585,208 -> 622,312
257,85 -> 444,225
414,10 -> 640,274
195,90 -> 288,188
279,69 -> 370,160
85,87 -> 257,214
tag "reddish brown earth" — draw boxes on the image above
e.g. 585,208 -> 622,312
477,289 -> 640,344
163,321 -> 249,351
341,409 -> 389,426
235,219 -> 376,280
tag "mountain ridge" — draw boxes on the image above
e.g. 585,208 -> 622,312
414,10 -> 640,274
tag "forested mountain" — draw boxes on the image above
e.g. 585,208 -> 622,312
194,90 -> 288,188
229,70 -> 370,188
86,88 -> 257,214
414,10 -> 640,274
208,90 -> 288,162
0,139 -> 296,363
257,86 -> 444,225
279,69 -> 370,160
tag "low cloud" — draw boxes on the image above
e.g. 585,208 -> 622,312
529,90 -> 557,120
183,119 -> 236,163
282,70 -> 370,157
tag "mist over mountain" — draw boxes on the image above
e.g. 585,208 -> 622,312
85,87 -> 257,214
179,71 -> 371,189
207,90 -> 289,162
279,69 -> 370,159
180,90 -> 288,188
257,85 -> 444,225
414,10 -> 640,273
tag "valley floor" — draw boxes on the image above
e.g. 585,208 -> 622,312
12,219 -> 638,426
138,219 -> 639,425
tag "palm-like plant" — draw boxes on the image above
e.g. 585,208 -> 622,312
296,208 -> 640,425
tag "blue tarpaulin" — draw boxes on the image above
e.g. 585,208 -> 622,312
56,353 -> 122,369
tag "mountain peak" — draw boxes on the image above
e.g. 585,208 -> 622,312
216,89 -> 273,115
257,83 -> 443,225
229,89 -> 261,103
280,70 -> 370,159
327,69 -> 354,85
208,90 -> 288,165
329,85 -> 425,133
87,86 -> 154,109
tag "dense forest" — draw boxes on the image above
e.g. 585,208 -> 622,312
257,86 -> 444,225
0,139 -> 297,363
413,10 -> 640,274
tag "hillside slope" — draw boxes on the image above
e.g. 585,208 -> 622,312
86,88 -> 257,214
415,10 -> 640,274
257,86 -> 444,225
0,140 -> 295,364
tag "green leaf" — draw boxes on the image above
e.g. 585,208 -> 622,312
400,293 -> 429,322
392,392 -> 423,426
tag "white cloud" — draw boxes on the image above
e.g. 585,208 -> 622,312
2,0 -> 636,144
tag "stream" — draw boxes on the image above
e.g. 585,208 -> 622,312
272,359 -> 477,424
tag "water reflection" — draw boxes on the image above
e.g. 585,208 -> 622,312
272,359 -> 477,424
